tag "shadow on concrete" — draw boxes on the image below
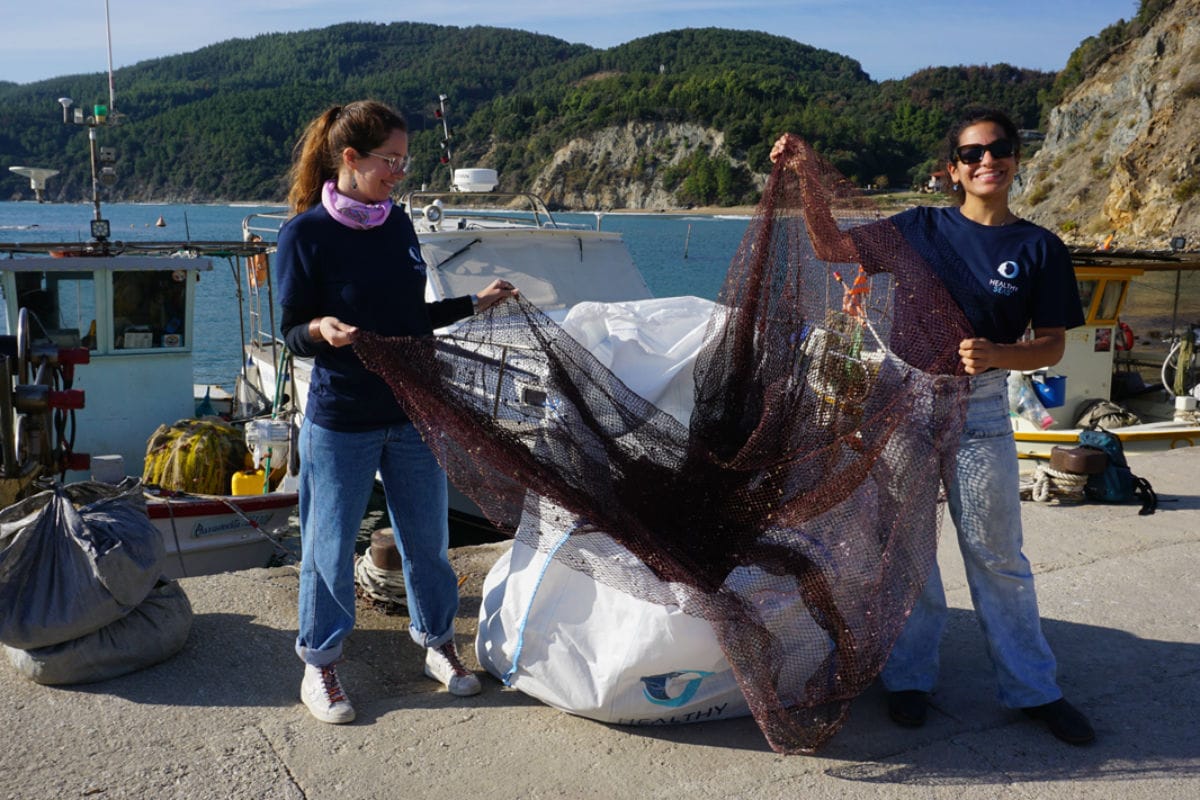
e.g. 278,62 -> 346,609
613,609 -> 1200,786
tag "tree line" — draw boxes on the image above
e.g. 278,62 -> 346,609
0,7 -> 1156,207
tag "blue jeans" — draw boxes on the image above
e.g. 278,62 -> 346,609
295,419 -> 458,666
882,369 -> 1061,708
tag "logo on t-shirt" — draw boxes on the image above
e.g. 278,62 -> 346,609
408,245 -> 427,276
990,260 -> 1020,295
997,261 -> 1020,279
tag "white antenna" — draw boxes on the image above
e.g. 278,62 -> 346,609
104,0 -> 116,115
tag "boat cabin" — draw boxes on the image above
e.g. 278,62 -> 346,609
1045,263 -> 1144,427
0,255 -> 211,478
1011,248 -> 1200,453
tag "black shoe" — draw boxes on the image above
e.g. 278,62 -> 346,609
1022,698 -> 1095,745
887,690 -> 929,728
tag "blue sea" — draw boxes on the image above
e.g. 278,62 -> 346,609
10,201 -> 1194,390
0,201 -> 751,386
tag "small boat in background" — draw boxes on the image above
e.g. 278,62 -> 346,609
1011,247 -> 1200,458
0,14 -> 296,578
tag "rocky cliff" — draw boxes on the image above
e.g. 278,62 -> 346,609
528,121 -> 764,210
1012,0 -> 1200,249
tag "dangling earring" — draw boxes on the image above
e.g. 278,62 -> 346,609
351,174 -> 358,190
952,182 -> 960,193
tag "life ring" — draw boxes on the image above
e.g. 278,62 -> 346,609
1115,321 -> 1134,351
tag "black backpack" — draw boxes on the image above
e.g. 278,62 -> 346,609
1077,426 -> 1157,515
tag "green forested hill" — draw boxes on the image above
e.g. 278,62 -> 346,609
0,22 -> 1056,205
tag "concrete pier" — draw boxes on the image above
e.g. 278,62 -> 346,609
2,448 -> 1198,799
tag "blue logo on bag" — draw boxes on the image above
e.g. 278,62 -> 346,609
640,671 -> 714,707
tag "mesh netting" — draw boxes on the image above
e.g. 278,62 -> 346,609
355,137 -> 973,753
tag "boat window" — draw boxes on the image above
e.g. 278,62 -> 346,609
1095,279 -> 1126,324
112,270 -> 187,349
1076,279 -> 1097,319
14,270 -> 96,349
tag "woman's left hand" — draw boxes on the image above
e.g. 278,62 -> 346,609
475,279 -> 519,313
958,337 -> 998,374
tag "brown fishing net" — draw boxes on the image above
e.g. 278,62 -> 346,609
355,136 -> 973,753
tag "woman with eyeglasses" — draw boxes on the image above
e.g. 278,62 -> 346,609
276,100 -> 518,724
771,108 -> 1093,744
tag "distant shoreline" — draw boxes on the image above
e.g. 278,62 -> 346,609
599,205 -> 758,217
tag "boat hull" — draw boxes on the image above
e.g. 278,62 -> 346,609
1014,420 -> 1200,460
145,489 -> 297,579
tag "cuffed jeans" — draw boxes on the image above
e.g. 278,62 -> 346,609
882,369 -> 1061,708
295,419 -> 458,666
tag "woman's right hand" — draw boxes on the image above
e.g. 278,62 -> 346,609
770,133 -> 802,168
313,315 -> 358,347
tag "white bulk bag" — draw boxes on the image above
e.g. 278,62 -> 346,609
476,509 -> 749,725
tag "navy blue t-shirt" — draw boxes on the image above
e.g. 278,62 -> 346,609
890,206 -> 1084,343
276,204 -> 472,431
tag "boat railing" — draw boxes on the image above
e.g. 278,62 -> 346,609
401,190 -> 594,232
241,211 -> 287,244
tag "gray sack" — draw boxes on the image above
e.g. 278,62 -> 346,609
0,479 -> 165,650
5,579 -> 192,685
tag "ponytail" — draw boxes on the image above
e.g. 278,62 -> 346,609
287,106 -> 342,214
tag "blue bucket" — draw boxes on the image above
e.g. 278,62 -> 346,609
1034,375 -> 1067,408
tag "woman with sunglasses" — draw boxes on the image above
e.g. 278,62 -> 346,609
277,100 -> 518,724
772,109 -> 1093,744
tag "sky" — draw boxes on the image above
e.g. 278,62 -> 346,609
1,0 -> 1144,86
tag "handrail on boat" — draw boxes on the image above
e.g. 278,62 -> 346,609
400,189 -> 590,231
241,211 -> 288,244
1068,247 -> 1200,270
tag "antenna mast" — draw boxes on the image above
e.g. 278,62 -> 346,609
435,94 -> 454,187
53,1 -> 120,243
104,0 -> 116,115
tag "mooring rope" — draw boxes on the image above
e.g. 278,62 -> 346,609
354,553 -> 407,609
1023,463 -> 1089,503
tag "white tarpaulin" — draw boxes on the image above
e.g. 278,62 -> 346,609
559,296 -> 714,425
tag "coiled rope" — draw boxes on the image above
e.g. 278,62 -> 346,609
354,553 -> 407,610
1024,463 -> 1089,503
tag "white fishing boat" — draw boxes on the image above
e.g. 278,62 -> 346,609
0,25 -> 302,576
1011,248 -> 1200,458
0,246 -> 299,577
238,167 -> 667,531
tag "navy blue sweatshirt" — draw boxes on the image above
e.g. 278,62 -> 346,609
276,204 -> 473,431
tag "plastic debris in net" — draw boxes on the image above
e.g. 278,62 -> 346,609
354,136 -> 973,753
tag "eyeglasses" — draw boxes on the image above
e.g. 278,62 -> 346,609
954,139 -> 1015,164
365,151 -> 411,174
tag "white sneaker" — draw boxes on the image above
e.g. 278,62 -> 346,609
423,642 -> 482,696
300,663 -> 356,724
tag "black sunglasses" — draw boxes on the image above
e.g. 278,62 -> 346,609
954,139 -> 1015,164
